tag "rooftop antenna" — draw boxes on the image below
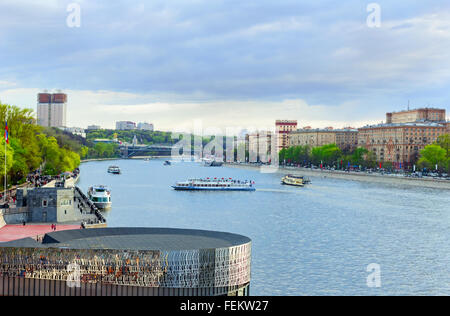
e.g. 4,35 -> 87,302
407,100 -> 410,111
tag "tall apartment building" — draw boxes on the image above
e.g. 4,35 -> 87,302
275,120 -> 297,152
37,92 -> 67,128
116,121 -> 136,130
386,108 -> 446,124
289,127 -> 358,152
358,122 -> 447,168
358,107 -> 447,168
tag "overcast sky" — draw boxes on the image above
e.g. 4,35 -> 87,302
0,0 -> 450,132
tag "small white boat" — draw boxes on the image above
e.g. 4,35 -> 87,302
88,185 -> 112,209
107,166 -> 121,174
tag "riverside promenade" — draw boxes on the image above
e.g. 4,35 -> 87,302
42,173 -> 80,188
0,172 -> 106,243
226,163 -> 450,190
0,224 -> 80,243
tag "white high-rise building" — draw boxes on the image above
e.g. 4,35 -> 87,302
137,122 -> 154,131
116,121 -> 136,130
37,92 -> 67,128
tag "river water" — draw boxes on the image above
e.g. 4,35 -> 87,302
77,159 -> 450,296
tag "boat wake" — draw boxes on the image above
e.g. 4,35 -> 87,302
256,188 -> 304,194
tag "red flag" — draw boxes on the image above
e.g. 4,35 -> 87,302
4,121 -> 8,144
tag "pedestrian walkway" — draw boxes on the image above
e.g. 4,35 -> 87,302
0,224 -> 80,243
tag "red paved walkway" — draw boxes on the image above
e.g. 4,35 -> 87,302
0,224 -> 80,242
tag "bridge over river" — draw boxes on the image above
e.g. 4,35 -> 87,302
118,144 -> 175,158
119,144 -> 206,158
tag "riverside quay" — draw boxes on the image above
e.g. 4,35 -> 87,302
0,228 -> 251,296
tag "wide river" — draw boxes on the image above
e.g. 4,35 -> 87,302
78,159 -> 450,296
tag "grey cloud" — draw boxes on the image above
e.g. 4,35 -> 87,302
0,0 -> 450,125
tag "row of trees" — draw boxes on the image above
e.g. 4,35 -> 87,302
279,144 -> 378,169
86,129 -> 174,145
0,103 -> 82,188
42,127 -> 121,160
279,134 -> 450,172
86,142 -> 119,159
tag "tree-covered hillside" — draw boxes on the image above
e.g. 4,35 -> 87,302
0,102 -> 82,187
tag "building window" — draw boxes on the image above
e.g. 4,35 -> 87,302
42,199 -> 48,207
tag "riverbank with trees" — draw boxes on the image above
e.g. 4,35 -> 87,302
227,162 -> 450,190
279,137 -> 450,173
0,103 -> 82,189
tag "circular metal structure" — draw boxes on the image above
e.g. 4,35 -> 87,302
0,228 -> 252,296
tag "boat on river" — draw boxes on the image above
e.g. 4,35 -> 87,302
281,175 -> 310,187
88,185 -> 112,209
202,157 -> 223,167
173,178 -> 255,191
204,160 -> 223,167
107,165 -> 121,174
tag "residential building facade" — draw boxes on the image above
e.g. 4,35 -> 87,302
386,108 -> 446,124
137,122 -> 154,131
358,122 -> 447,168
289,127 -> 358,152
116,121 -> 136,130
275,120 -> 297,152
87,125 -> 101,130
61,127 -> 86,138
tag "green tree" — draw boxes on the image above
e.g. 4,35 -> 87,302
351,147 -> 369,166
436,134 -> 450,172
364,151 -> 377,168
0,140 -> 15,189
311,144 -> 342,166
80,146 -> 89,159
9,138 -> 29,184
279,148 -> 287,163
0,102 -> 83,182
285,146 -> 295,163
418,144 -> 447,172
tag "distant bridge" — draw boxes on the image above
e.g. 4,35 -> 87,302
119,144 -> 206,158
119,144 -> 175,158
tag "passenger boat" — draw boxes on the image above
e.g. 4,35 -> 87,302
172,178 -> 255,191
107,165 -> 121,174
281,175 -> 310,187
87,185 -> 112,209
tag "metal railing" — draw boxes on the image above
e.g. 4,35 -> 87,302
74,186 -> 106,224
0,207 -> 29,216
